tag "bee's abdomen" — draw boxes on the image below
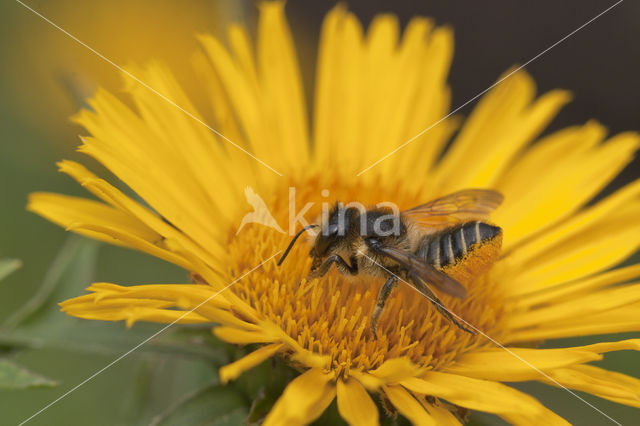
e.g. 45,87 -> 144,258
416,221 -> 501,269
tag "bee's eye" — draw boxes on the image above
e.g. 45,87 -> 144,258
325,224 -> 339,236
365,237 -> 381,247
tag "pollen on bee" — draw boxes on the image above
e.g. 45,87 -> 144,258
442,232 -> 503,287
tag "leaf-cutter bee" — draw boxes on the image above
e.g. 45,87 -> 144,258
277,189 -> 503,338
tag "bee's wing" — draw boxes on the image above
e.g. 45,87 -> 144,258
401,189 -> 503,230
372,245 -> 467,298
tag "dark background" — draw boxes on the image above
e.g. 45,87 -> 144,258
0,1 -> 638,425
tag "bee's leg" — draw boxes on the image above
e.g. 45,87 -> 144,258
371,275 -> 398,339
408,274 -> 475,335
310,255 -> 358,278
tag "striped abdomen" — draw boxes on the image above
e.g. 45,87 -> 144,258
415,221 -> 502,270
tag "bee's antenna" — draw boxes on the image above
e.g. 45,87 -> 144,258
277,224 -> 319,266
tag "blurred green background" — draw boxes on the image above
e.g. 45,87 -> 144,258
1,1 -> 639,425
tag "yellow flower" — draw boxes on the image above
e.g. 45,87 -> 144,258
28,2 -> 640,425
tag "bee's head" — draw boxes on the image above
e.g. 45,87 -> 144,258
309,204 -> 358,260
277,204 -> 358,268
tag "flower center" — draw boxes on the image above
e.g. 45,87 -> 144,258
227,176 -> 508,377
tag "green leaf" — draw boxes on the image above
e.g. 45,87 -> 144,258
0,258 -> 21,282
210,407 -> 249,426
239,354 -> 298,424
0,358 -> 57,389
149,382 -> 249,426
3,236 -> 96,328
122,355 -> 219,425
247,387 -> 277,425
0,236 -> 228,362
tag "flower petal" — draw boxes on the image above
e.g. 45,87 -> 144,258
213,326 -> 276,344
507,283 -> 640,329
401,372 -> 568,425
443,347 -> 601,381
378,21 -> 455,183
56,160 -> 225,273
433,70 -> 570,193
264,368 -> 336,426
423,402 -> 461,425
62,303 -> 209,327
198,32 -> 284,180
383,385 -> 436,426
358,13 -> 401,169
369,357 -> 423,383
122,62 -> 247,216
337,378 -> 379,426
495,126 -> 639,246
257,0 -> 309,166
59,282 -> 260,330
219,343 -> 283,384
312,5 -> 365,173
73,88 -> 235,260
501,201 -> 640,295
542,365 -> 640,408
81,283 -> 231,310
27,192 -> 196,267
512,263 -> 640,310
506,305 -> 640,342
390,24 -> 456,184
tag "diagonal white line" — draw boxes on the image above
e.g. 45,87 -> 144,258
357,0 -> 624,176
18,251 -> 281,426
357,250 -> 622,425
15,0 -> 283,177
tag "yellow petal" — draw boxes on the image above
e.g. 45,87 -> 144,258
62,304 -> 209,327
312,5 -> 365,173
257,1 -> 309,166
542,365 -> 640,408
27,192 -> 196,267
220,343 -> 283,384
190,48 -> 246,154
506,283 -> 640,329
369,357 -> 422,383
423,402 -> 461,425
392,23 -> 452,163
213,326 -> 276,344
28,192 -> 156,242
59,282 -> 259,329
578,339 -> 640,353
513,263 -> 640,310
349,370 -> 385,391
74,89 -> 232,259
83,283 -> 232,310
122,62 -> 246,217
359,13 -> 400,168
444,347 -> 601,381
506,305 -> 640,342
198,33 -> 283,180
502,177 -> 640,270
55,161 -> 224,272
501,201 -> 640,294
383,385 -> 436,426
227,24 -> 258,86
337,378 -> 379,426
433,69 -> 570,192
379,24 -> 458,188
401,372 -> 568,425
498,121 -> 605,195
495,124 -> 639,246
264,368 -> 335,426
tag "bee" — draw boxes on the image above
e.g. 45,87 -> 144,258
277,189 -> 503,338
